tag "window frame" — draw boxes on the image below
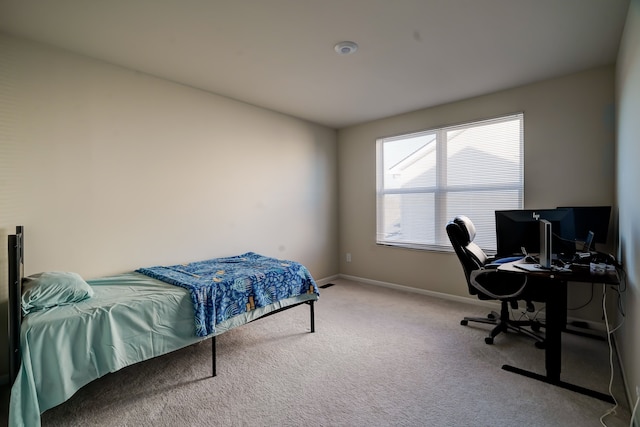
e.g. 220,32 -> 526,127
375,113 -> 524,253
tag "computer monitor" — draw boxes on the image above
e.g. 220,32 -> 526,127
495,208 -> 576,258
558,206 -> 611,246
495,210 -> 540,256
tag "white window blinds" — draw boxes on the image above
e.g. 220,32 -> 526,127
376,113 -> 524,253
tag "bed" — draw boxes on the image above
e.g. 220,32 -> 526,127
7,226 -> 319,427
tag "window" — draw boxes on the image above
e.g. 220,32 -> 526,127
376,113 -> 524,253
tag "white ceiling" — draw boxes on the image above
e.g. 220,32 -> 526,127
0,0 -> 630,129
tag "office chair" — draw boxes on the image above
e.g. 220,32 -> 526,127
446,215 -> 545,346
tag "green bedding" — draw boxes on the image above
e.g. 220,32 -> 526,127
9,272 -> 316,427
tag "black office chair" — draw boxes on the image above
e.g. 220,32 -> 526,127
446,215 -> 545,346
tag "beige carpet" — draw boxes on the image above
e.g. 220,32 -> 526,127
1,278 -> 633,426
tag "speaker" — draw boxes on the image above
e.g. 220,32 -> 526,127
539,219 -> 552,268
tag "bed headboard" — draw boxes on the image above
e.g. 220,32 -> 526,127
8,225 -> 24,384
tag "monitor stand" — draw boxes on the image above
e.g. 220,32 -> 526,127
539,219 -> 552,268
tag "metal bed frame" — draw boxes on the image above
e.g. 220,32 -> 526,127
7,226 -> 315,384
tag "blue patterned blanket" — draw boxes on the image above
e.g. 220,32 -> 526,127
136,252 -> 319,337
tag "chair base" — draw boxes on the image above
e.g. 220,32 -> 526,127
461,303 -> 545,347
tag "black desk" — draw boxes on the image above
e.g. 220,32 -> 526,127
497,260 -> 620,403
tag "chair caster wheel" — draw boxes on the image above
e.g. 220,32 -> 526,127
531,322 -> 541,332
535,341 -> 546,349
487,313 -> 496,320
484,337 -> 494,345
460,320 -> 468,326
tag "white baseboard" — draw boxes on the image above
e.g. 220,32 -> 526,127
337,273 -> 607,332
339,273 -> 496,307
315,274 -> 340,288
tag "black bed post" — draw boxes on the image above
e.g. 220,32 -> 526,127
309,301 -> 315,333
8,226 -> 24,384
211,336 -> 216,377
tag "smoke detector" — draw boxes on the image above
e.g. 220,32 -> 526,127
334,41 -> 358,55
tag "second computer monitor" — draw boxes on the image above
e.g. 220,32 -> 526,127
558,205 -> 611,246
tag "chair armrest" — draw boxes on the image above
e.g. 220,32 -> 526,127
469,269 -> 528,300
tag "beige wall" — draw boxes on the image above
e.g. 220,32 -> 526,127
616,0 -> 640,413
0,34 -> 339,376
338,66 -> 616,317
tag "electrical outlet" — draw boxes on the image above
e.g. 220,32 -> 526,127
346,253 -> 352,263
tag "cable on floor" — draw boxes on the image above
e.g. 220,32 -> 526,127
599,284 -> 619,426
630,394 -> 639,427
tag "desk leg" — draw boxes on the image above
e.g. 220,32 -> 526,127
545,280 -> 565,381
502,280 -> 614,403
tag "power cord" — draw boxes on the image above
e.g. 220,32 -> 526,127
567,282 -> 595,311
511,303 -> 545,323
630,394 -> 639,427
608,288 -> 626,335
597,263 -> 635,426
511,303 -> 545,340
610,271 -> 637,427
600,284 -> 618,426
